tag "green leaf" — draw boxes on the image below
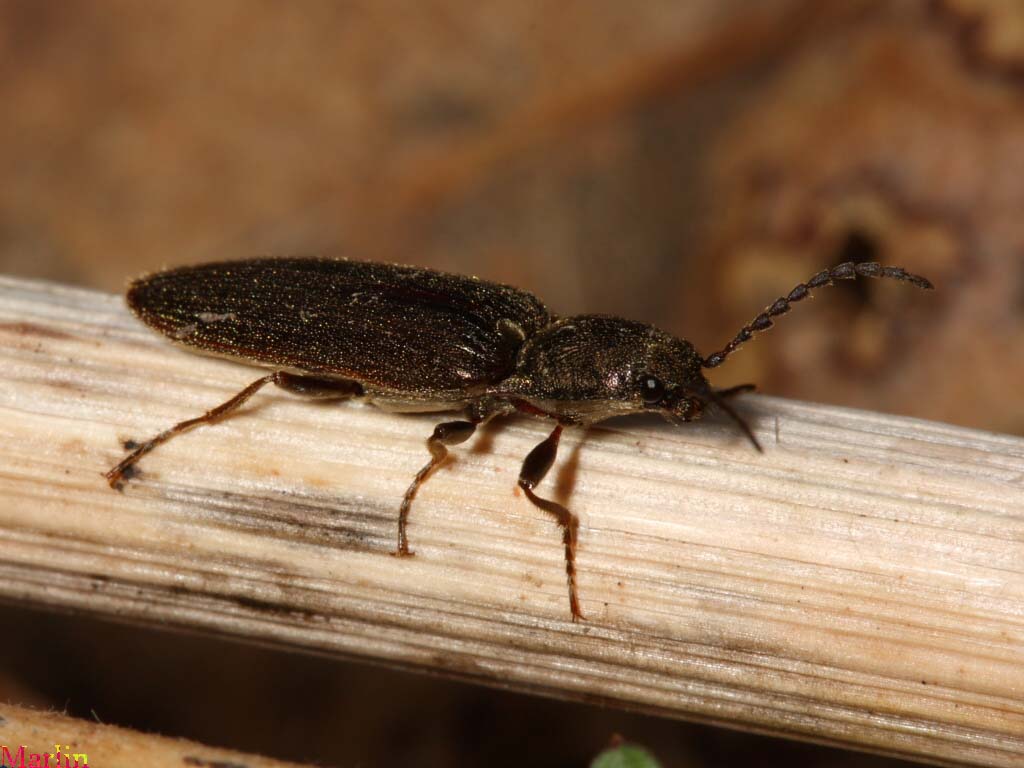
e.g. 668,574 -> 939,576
590,743 -> 662,768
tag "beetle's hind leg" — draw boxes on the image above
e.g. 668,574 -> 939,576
396,420 -> 478,557
517,424 -> 583,622
104,372 -> 363,489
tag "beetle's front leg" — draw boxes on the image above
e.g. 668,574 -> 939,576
715,383 -> 756,399
517,424 -> 583,622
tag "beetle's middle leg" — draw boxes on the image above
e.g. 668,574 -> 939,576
396,398 -> 514,557
396,419 -> 479,557
105,372 -> 362,488
518,424 -> 583,622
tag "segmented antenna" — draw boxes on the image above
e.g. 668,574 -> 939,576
702,261 -> 933,369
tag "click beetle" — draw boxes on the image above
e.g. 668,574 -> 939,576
105,258 -> 932,620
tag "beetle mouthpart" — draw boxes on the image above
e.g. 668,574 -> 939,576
665,391 -> 702,423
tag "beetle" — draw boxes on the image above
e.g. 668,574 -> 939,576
105,258 -> 932,620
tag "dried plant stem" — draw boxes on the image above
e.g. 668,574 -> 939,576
0,703 -> 313,768
0,275 -> 1022,767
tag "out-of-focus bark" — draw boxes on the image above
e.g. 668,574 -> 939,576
695,3 -> 1024,433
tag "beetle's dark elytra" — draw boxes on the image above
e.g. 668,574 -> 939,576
106,257 -> 933,621
125,259 -> 550,393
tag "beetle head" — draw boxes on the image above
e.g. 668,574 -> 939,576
497,315 -> 711,424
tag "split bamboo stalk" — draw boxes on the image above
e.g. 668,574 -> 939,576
0,274 -> 1022,766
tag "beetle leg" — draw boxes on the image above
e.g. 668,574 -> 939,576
715,383 -> 756,399
271,373 -> 365,399
105,372 -> 362,488
517,424 -> 583,622
396,420 -> 478,557
704,386 -> 762,452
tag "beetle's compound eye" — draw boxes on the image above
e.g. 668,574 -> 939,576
640,375 -> 666,405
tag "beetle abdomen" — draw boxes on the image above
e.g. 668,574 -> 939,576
127,258 -> 550,393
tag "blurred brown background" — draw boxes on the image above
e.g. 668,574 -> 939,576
1,1 -> 1021,766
